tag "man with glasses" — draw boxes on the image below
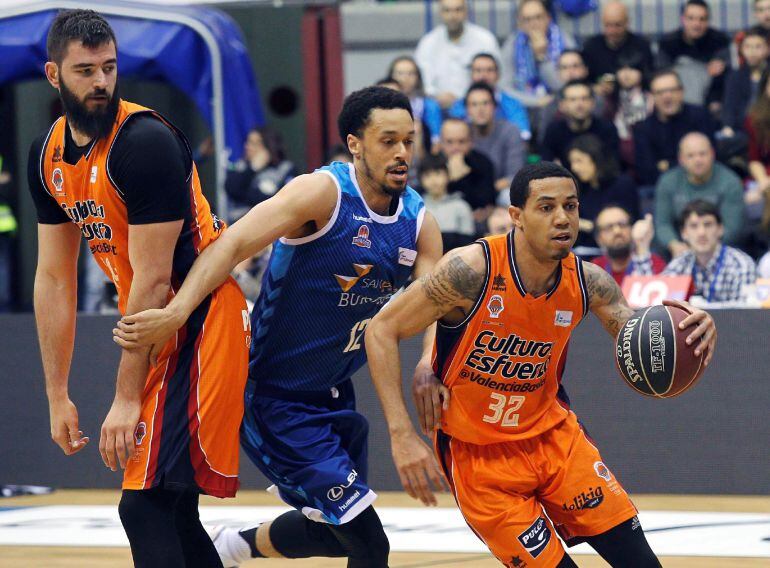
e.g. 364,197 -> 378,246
633,70 -> 717,186
592,206 -> 665,284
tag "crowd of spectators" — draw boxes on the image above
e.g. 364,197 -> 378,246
378,0 -> 770,304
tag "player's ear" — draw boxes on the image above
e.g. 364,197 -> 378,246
45,62 -> 60,89
346,134 -> 361,159
509,205 -> 523,231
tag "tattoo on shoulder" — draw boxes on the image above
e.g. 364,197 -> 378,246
420,254 -> 485,313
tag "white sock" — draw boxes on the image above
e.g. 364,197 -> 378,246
217,526 -> 252,564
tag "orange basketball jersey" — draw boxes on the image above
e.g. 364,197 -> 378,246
435,231 -> 590,445
38,99 -> 223,313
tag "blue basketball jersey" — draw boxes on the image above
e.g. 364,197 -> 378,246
249,161 -> 425,391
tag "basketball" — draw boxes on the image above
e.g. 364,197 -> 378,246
615,304 -> 705,398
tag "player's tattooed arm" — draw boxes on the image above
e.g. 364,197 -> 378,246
419,246 -> 486,323
583,261 -> 635,337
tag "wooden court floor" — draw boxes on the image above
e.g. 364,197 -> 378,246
1,490 -> 768,567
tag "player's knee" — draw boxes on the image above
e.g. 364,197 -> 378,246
585,517 -> 661,568
118,490 -> 145,532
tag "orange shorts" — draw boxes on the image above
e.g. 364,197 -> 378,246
123,278 -> 250,498
435,411 -> 637,567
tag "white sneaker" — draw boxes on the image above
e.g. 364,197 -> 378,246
205,525 -> 243,568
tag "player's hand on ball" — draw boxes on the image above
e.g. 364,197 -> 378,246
412,364 -> 450,436
663,299 -> 717,366
113,307 -> 184,351
391,430 -> 447,507
99,397 -> 141,471
49,398 -> 89,455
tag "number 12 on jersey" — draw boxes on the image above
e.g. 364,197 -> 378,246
483,393 -> 525,427
343,318 -> 371,353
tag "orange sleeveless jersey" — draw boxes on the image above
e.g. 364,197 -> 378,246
38,100 -> 223,313
435,231 -> 590,445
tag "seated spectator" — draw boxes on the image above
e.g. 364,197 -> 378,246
439,118 -> 497,215
613,60 -> 653,168
633,70 -> 717,186
375,77 -> 402,91
657,0 -> 730,112
734,0 -> 770,65
449,53 -> 531,139
722,29 -> 769,134
655,133 -> 745,257
464,82 -> 525,198
567,134 -> 638,251
542,80 -> 620,165
745,68 -> 770,227
415,0 -> 501,109
225,127 -> 295,222
388,56 -> 444,147
501,0 -> 576,107
582,1 -> 654,97
486,206 -> 514,235
663,199 -> 757,302
419,154 -> 476,251
592,207 -> 666,284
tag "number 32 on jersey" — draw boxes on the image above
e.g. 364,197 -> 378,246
483,393 -> 525,427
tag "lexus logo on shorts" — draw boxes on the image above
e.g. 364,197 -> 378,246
327,487 -> 344,501
517,517 -> 551,558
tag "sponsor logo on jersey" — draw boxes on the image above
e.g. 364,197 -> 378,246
327,469 -> 358,502
554,310 -> 573,327
517,517 -> 551,558
134,422 -> 147,446
464,330 -> 553,381
52,168 -> 64,194
352,225 -> 372,248
492,273 -> 507,292
562,486 -> 604,511
648,319 -> 666,373
60,199 -> 114,243
90,166 -> 98,184
52,145 -> 63,163
353,213 -> 373,223
334,264 -> 373,292
487,294 -> 504,318
398,247 -> 417,267
460,368 -> 547,393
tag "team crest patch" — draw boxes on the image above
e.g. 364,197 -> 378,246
554,310 -> 573,327
52,168 -> 64,193
594,461 -> 612,482
134,422 -> 147,446
352,225 -> 372,248
487,294 -> 504,318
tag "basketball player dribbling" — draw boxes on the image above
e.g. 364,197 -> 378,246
28,10 -> 250,567
113,86 -> 446,566
365,162 -> 717,567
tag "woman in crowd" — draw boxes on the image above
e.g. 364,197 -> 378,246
611,60 -> 652,170
567,134 -> 639,253
388,55 -> 443,150
224,127 -> 296,222
745,68 -> 770,230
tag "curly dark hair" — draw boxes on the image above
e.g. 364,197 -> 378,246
47,9 -> 116,64
509,161 -> 577,208
337,86 -> 412,141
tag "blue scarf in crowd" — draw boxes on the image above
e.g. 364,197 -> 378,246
513,22 -> 564,93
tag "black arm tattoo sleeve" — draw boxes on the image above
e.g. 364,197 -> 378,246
419,253 -> 485,320
584,261 -> 636,337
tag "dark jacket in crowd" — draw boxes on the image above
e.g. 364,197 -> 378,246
657,28 -> 730,104
582,32 -> 655,83
722,65 -> 762,131
541,117 -> 620,165
632,103 -> 718,185
575,174 -> 639,249
447,150 -> 497,210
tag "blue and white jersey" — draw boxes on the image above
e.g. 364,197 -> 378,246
249,161 -> 425,391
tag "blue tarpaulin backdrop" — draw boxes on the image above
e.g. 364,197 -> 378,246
0,0 -> 264,166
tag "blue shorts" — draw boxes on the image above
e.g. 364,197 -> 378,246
241,378 -> 376,525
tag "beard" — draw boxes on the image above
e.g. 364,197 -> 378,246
361,152 -> 408,197
60,78 -> 120,141
606,242 -> 632,260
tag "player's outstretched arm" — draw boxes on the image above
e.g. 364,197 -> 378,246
365,244 -> 485,506
584,262 -> 717,365
34,222 -> 90,456
113,173 -> 338,350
